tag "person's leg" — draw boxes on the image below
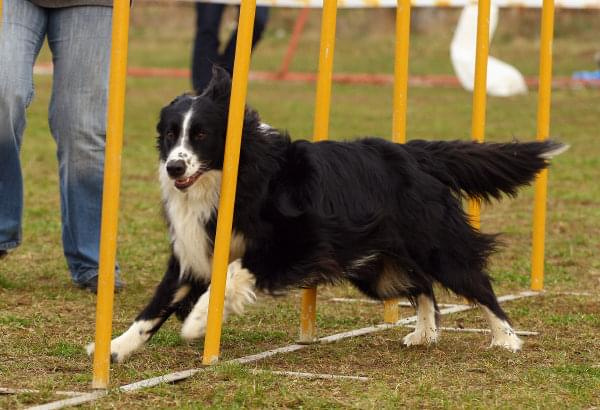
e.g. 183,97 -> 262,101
220,6 -> 270,74
46,6 -> 121,288
0,0 -> 48,255
191,3 -> 226,92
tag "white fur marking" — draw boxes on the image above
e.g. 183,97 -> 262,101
403,294 -> 439,346
160,166 -> 247,281
86,319 -> 160,363
540,143 -> 570,159
165,107 -> 204,179
181,289 -> 210,341
482,306 -> 523,352
348,253 -> 378,271
258,122 -> 272,131
181,108 -> 194,142
181,259 -> 256,341
160,167 -> 220,281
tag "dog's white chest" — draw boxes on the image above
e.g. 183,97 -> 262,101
159,167 -> 246,281
160,168 -> 221,280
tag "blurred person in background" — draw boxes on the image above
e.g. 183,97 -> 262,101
0,0 -> 123,293
192,2 -> 269,91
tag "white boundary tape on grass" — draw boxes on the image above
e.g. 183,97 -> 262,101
401,324 -> 539,336
27,391 -> 109,410
330,297 -> 467,309
554,291 -> 596,297
249,369 -> 371,381
0,388 -> 84,397
27,291 -> 540,410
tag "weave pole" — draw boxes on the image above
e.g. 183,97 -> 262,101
467,0 -> 491,229
202,0 -> 256,365
299,0 -> 338,344
383,0 -> 412,324
530,0 -> 555,291
91,0 -> 130,389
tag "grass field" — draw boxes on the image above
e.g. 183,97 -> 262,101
1,4 -> 599,409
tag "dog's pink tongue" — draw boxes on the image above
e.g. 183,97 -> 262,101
174,177 -> 191,188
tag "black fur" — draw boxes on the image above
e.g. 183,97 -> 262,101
138,67 -> 565,350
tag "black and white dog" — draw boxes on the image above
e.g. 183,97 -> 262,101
88,67 -> 566,363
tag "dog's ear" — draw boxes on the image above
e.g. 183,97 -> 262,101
201,66 -> 232,105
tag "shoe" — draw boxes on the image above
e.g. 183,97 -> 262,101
77,276 -> 125,294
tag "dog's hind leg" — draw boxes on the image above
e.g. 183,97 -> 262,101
403,293 -> 440,347
482,305 -> 523,352
180,259 -> 256,341
374,257 -> 440,347
86,255 -> 202,363
346,256 -> 440,347
439,270 -> 523,352
478,292 -> 523,352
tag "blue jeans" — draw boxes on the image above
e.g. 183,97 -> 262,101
0,0 -> 117,285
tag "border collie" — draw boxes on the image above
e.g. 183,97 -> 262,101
88,67 -> 567,363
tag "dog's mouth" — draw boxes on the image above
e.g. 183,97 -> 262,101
174,169 -> 204,190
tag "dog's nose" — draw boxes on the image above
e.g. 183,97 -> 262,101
166,160 -> 186,178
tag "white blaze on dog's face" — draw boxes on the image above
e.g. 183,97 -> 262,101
163,104 -> 206,190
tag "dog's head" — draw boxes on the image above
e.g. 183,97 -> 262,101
156,67 -> 240,191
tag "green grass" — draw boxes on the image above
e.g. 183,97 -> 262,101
0,315 -> 34,328
48,342 -> 84,359
1,4 -> 599,409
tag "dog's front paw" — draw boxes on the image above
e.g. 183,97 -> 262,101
86,324 -> 150,364
403,327 -> 438,347
86,342 -> 96,357
490,332 -> 523,352
180,314 -> 207,341
85,340 -> 129,364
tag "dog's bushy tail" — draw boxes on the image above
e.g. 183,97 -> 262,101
405,139 -> 568,201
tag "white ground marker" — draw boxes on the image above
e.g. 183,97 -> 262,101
330,297 -> 467,308
0,388 -> 84,397
401,325 -> 539,336
249,369 -> 370,381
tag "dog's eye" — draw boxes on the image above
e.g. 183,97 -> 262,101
165,131 -> 176,142
192,132 -> 206,142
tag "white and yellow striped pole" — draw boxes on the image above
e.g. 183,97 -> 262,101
468,0 -> 491,229
202,0 -> 256,365
91,0 -> 130,389
530,0 -> 555,291
384,0 -> 412,324
299,0 -> 338,344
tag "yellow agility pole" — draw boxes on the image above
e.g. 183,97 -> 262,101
299,0 -> 338,344
384,0 -> 412,324
467,0 -> 491,230
91,0 -> 130,389
312,0 -> 337,143
202,0 -> 256,365
300,287 -> 317,342
531,0 -> 555,291
392,0 -> 411,144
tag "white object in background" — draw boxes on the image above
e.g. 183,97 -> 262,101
450,4 -> 528,97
